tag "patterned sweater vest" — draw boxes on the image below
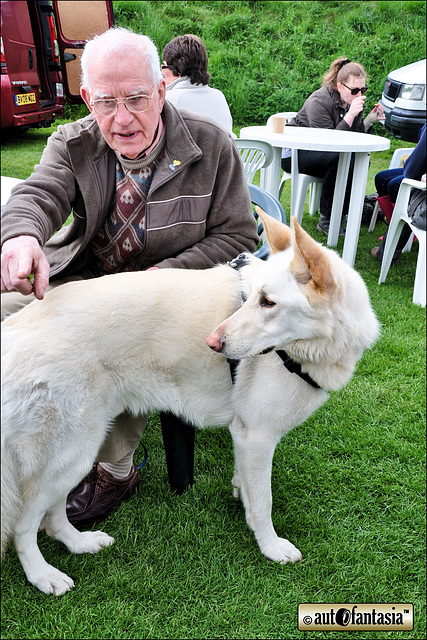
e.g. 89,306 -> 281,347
91,139 -> 165,273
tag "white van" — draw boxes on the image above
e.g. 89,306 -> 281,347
380,59 -> 426,143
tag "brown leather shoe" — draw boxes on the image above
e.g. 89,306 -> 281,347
66,462 -> 140,530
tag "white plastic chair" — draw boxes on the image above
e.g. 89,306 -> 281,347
266,112 -> 298,128
378,178 -> 426,306
368,147 -> 414,232
234,139 -> 274,185
279,170 -> 323,223
249,184 -> 287,260
266,113 -> 323,223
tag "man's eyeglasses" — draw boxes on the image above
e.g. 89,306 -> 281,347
341,83 -> 368,96
90,93 -> 154,117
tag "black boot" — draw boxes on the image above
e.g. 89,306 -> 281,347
317,214 -> 346,237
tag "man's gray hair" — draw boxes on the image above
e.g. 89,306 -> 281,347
81,27 -> 162,88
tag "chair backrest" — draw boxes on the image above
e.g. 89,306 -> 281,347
249,184 -> 287,259
378,178 -> 426,305
389,147 -> 414,169
235,139 -> 274,184
266,112 -> 297,127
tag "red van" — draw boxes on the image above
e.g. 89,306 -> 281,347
1,0 -> 114,133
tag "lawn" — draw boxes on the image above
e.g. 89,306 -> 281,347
1,116 -> 425,640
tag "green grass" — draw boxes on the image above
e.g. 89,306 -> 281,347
1,1 -> 426,638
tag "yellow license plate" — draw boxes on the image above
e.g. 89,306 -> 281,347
15,93 -> 37,106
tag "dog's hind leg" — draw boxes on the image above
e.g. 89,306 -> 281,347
230,416 -> 302,565
41,499 -> 114,554
13,502 -> 75,595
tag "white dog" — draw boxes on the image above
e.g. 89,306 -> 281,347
1,212 -> 379,595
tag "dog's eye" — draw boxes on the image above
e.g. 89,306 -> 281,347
260,295 -> 275,308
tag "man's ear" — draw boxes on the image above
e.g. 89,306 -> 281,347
157,78 -> 167,111
80,86 -> 92,112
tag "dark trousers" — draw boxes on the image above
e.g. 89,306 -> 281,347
160,412 -> 195,494
374,167 -> 410,264
374,168 -> 404,201
282,150 -> 355,220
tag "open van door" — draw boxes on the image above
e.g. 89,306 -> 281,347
52,0 -> 114,103
1,0 -> 114,133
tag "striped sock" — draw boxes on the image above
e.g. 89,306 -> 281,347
100,452 -> 134,479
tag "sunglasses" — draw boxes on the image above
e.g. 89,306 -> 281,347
161,64 -> 176,71
341,83 -> 369,96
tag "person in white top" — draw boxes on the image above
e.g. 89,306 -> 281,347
162,34 -> 233,134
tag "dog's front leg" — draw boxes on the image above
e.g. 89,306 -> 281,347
42,499 -> 114,555
13,503 -> 76,595
230,416 -> 302,565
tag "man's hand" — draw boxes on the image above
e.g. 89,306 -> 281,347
1,236 -> 50,299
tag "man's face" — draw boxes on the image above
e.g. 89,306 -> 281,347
81,53 -> 166,159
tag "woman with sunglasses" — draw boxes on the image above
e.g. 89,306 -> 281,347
282,57 -> 384,236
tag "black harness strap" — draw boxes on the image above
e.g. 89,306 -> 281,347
227,352 -> 321,389
227,358 -> 240,384
275,350 -> 322,389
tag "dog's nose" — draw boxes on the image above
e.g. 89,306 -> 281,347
206,333 -> 223,352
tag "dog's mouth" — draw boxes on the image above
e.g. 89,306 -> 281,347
259,346 -> 275,355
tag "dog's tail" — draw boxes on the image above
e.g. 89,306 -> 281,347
1,442 -> 22,557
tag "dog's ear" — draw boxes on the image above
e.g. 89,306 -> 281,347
255,206 -> 291,253
290,216 -> 336,294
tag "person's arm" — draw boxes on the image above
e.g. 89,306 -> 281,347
1,127 -> 78,247
343,95 -> 367,128
363,102 -> 385,131
1,124 -> 77,297
303,93 -> 357,131
302,94 -> 338,130
404,124 -> 427,180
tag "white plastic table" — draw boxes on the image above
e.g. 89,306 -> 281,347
239,125 -> 390,267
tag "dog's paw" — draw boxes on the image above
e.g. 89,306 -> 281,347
29,567 -> 75,596
261,537 -> 302,564
68,530 -> 115,555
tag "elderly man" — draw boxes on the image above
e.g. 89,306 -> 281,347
1,28 -> 258,528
